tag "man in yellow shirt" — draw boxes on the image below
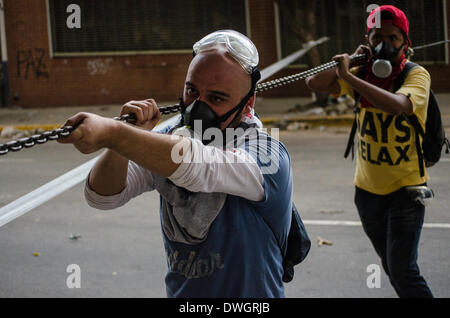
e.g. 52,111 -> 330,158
306,5 -> 433,297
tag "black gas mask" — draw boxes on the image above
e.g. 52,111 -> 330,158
370,41 -> 405,78
179,69 -> 261,145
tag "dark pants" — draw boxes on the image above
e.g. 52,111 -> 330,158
355,186 -> 433,298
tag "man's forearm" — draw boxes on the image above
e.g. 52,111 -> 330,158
305,69 -> 340,95
88,149 -> 129,196
109,121 -> 187,178
342,72 -> 412,115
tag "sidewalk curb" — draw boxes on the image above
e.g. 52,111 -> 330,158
1,113 -> 450,133
0,115 -> 355,133
260,114 -> 355,127
0,124 -> 63,133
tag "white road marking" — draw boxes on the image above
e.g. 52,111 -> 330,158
0,116 -> 181,228
304,219 -> 450,229
0,157 -> 97,227
304,220 -> 362,227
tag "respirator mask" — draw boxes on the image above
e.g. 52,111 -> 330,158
179,89 -> 255,145
370,41 -> 405,78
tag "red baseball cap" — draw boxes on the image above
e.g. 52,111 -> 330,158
367,5 -> 410,38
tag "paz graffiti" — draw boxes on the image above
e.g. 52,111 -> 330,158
16,48 -> 49,80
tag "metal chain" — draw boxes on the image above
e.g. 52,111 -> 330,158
0,113 -> 139,156
157,104 -> 183,115
139,54 -> 367,110
0,55 -> 366,156
255,54 -> 366,92
0,104 -> 185,155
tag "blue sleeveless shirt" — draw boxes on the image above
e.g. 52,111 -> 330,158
160,131 -> 293,298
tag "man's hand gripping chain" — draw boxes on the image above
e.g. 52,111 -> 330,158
0,105 -> 182,156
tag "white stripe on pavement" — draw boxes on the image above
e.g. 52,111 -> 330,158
0,157 -> 98,227
303,219 -> 450,229
304,220 -> 362,227
0,115 -> 182,228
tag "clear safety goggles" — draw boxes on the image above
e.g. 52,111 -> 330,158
193,30 -> 259,74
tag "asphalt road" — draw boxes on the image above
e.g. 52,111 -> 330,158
0,129 -> 449,298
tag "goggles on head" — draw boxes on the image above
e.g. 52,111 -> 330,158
193,29 -> 259,75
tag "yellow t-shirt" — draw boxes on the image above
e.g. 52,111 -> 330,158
337,65 -> 431,195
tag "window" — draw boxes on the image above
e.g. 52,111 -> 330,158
48,0 -> 248,56
277,0 -> 447,66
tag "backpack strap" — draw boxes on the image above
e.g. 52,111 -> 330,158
393,62 -> 418,92
445,138 -> 450,154
344,104 -> 360,159
402,114 -> 426,177
394,62 -> 428,178
344,66 -> 366,159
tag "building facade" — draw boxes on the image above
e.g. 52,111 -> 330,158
3,0 -> 450,108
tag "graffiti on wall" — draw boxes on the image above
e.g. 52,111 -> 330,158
16,48 -> 49,80
87,58 -> 113,76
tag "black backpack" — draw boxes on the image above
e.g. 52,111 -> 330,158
282,203 -> 311,283
262,202 -> 311,283
345,62 -> 450,177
